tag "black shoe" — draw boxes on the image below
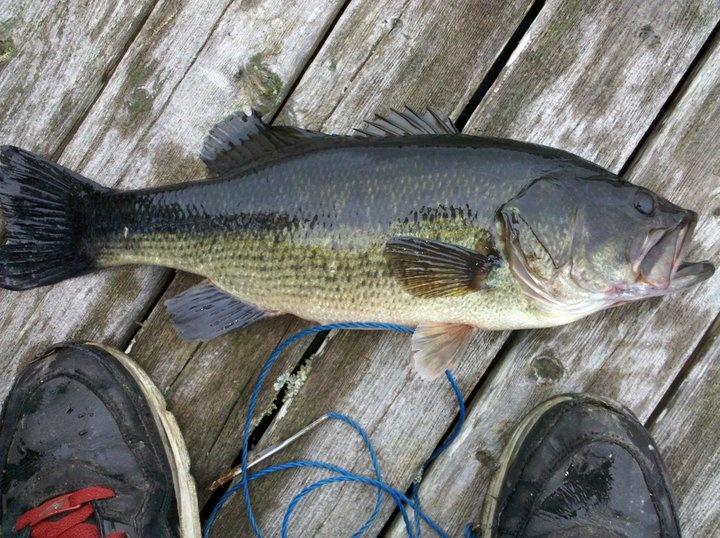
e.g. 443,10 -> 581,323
480,394 -> 681,537
0,343 -> 200,537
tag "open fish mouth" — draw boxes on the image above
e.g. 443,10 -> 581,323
636,219 -> 714,292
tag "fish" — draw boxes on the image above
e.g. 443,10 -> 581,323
0,109 -> 714,378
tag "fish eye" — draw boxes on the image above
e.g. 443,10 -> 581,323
633,190 -> 655,216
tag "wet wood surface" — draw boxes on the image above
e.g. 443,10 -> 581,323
0,0 -> 718,536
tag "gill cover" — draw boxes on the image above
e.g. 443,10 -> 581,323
497,175 -> 710,319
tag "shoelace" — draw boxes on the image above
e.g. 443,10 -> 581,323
15,486 -> 125,538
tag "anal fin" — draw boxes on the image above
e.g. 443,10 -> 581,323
165,281 -> 275,341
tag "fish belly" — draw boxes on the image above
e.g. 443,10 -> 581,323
91,140 -> 603,330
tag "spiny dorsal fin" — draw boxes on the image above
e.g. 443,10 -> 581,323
200,110 -> 336,176
384,236 -> 501,298
356,107 -> 458,137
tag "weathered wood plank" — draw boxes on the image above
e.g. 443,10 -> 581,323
0,0 -> 346,405
401,22 -> 720,536
209,1 -> 719,536
283,0 -> 536,131
465,0 -> 718,171
0,0 -> 164,400
645,35 -> 720,538
130,272 -> 316,504
0,1 -> 155,153
650,316 -> 720,536
128,0 -> 540,535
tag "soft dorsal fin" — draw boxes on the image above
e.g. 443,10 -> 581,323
200,110 -> 336,175
384,236 -> 501,298
356,107 -> 458,137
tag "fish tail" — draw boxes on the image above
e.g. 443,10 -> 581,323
0,146 -> 111,290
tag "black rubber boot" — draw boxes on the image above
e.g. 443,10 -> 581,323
481,394 -> 681,537
0,343 -> 200,537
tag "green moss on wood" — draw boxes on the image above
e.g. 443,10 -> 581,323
236,53 -> 284,117
0,38 -> 14,63
119,59 -> 162,136
127,87 -> 153,120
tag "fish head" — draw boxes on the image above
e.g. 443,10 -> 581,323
497,176 -> 714,320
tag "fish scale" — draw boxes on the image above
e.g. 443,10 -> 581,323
0,108 -> 713,378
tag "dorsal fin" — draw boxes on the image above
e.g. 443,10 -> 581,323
200,110 -> 335,176
356,107 -> 458,137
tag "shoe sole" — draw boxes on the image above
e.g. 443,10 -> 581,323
88,343 -> 201,538
479,393 -> 631,537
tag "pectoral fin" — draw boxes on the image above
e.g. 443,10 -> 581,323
412,322 -> 475,379
384,236 -> 501,298
165,281 -> 275,340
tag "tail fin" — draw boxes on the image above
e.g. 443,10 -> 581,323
0,146 -> 110,290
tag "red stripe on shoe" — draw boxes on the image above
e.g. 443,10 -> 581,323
15,486 -> 122,538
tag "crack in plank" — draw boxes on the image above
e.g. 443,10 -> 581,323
619,18 -> 720,177
645,309 -> 720,431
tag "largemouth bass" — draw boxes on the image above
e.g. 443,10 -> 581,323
0,109 -> 714,378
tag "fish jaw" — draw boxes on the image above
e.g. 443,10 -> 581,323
634,214 -> 715,294
497,188 -> 715,318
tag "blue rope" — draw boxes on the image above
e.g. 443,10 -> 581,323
203,322 -> 469,537
324,412 -> 384,538
411,370 -> 465,536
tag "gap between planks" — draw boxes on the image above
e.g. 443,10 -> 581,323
619,17 -> 720,177
645,308 -> 720,431
632,26 -> 720,429
197,2 -> 547,523
455,0 -> 546,131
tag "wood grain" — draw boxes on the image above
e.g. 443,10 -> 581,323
208,1 -> 718,536
0,0 -> 346,401
464,0 -> 719,171
651,316 -> 720,537
284,0 -> 537,131
0,0 -> 156,153
399,21 -> 720,536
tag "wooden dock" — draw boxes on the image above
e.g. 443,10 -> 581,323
1,1 -> 718,535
